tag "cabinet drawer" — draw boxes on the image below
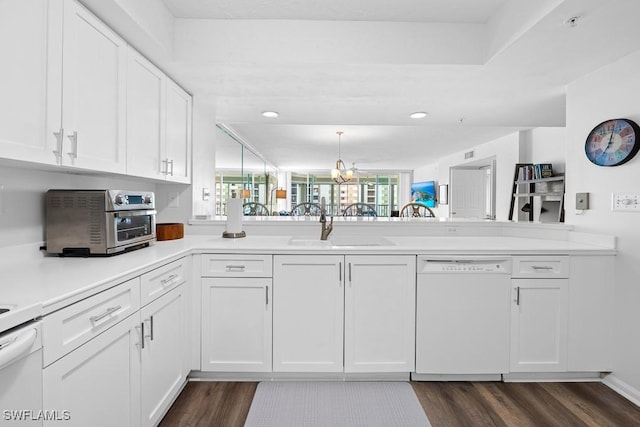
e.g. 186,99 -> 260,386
43,277 -> 140,366
141,257 -> 188,307
512,256 -> 569,278
201,254 -> 272,277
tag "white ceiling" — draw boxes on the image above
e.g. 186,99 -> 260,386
155,0 -> 640,172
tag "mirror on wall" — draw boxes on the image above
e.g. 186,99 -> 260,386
213,125 -> 402,217
214,125 -> 276,215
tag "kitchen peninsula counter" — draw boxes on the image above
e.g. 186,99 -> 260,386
0,228 -> 615,333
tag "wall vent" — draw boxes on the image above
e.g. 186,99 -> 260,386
464,150 -> 474,159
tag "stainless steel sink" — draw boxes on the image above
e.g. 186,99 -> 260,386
329,236 -> 395,246
287,237 -> 331,247
288,236 -> 395,247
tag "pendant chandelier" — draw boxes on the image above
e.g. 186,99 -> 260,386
331,131 -> 353,184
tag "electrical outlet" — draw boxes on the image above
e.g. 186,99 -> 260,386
576,192 -> 589,210
168,191 -> 179,208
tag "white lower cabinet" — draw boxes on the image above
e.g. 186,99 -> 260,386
344,255 -> 415,373
510,278 -> 568,372
199,254 -> 273,372
42,258 -> 190,427
272,254 -> 416,373
201,278 -> 272,372
140,285 -> 186,427
273,255 -> 344,372
43,313 -> 141,427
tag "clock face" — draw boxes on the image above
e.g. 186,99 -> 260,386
585,119 -> 640,166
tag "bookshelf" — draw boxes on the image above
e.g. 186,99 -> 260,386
509,163 -> 565,222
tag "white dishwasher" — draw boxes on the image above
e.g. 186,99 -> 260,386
0,321 -> 43,426
415,256 -> 511,380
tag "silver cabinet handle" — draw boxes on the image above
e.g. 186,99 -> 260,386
339,262 -> 342,284
515,287 -> 520,305
141,322 -> 145,349
531,266 -> 553,270
90,305 -> 121,323
226,265 -> 246,272
52,128 -> 64,162
135,324 -> 144,349
67,131 -> 78,160
161,274 -> 180,286
168,159 -> 174,176
265,286 -> 269,306
148,316 -> 154,341
348,262 -> 352,286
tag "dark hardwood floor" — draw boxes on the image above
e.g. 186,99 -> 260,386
159,381 -> 640,427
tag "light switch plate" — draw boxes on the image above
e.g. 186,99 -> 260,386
576,192 -> 589,210
612,194 -> 640,211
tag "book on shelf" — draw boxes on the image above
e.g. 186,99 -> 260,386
517,163 -> 553,181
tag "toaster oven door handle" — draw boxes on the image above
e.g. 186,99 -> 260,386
113,210 -> 157,218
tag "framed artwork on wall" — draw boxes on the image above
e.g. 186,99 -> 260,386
410,181 -> 436,207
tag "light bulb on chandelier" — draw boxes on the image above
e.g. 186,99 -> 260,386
331,131 -> 353,184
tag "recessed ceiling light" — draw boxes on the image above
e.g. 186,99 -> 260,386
262,111 -> 279,118
410,112 -> 427,119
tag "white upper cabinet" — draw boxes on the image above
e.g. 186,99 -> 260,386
0,0 -> 192,181
126,48 -> 165,180
164,79 -> 192,183
126,48 -> 192,183
0,0 -> 61,165
60,0 -> 127,173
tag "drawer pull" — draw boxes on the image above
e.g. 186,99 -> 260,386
161,274 -> 180,286
531,266 -> 553,271
90,305 -> 122,323
226,265 -> 246,272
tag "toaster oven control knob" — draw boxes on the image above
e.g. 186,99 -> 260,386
115,194 -> 128,205
144,194 -> 153,204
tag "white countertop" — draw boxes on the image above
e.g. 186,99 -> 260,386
0,233 -> 615,334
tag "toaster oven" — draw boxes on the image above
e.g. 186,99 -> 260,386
46,190 -> 156,256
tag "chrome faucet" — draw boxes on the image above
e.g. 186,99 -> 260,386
319,197 -> 333,240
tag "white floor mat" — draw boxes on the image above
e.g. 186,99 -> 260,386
244,381 -> 431,427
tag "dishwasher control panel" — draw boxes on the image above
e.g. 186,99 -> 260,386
418,257 -> 512,274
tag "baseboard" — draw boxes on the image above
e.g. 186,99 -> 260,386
189,371 -> 410,382
502,372 -> 601,382
411,373 -> 502,382
602,374 -> 640,407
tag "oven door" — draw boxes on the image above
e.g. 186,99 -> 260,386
106,210 -> 156,252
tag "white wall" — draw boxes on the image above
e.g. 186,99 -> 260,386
0,163 -> 156,248
565,50 -> 640,398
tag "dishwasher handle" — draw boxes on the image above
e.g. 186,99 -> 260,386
0,328 -> 38,370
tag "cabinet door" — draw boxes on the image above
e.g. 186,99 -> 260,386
43,313 -> 141,427
140,286 -> 185,427
0,0 -> 61,165
345,255 -> 415,373
273,255 -> 344,372
61,0 -> 126,173
164,80 -> 192,183
510,279 -> 568,372
126,47 -> 164,180
201,278 -> 272,372
568,256 -> 614,371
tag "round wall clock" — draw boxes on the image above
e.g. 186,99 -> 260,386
585,118 -> 640,166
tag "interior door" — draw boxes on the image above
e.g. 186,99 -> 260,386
450,168 -> 486,219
